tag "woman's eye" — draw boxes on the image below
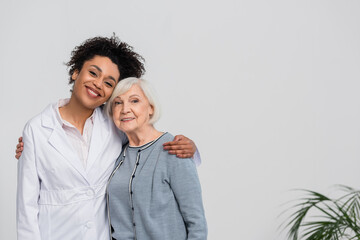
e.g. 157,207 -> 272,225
114,101 -> 123,105
89,71 -> 97,77
105,82 -> 113,88
131,99 -> 139,103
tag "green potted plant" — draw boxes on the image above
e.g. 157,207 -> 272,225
282,185 -> 360,239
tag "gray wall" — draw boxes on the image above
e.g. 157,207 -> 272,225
1,0 -> 360,239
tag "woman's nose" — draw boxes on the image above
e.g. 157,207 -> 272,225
93,77 -> 103,89
121,103 -> 131,114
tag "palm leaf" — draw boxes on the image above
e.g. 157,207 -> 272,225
282,186 -> 360,240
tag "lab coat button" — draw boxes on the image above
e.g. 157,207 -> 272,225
86,221 -> 94,228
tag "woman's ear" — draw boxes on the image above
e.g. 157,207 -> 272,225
149,104 -> 154,117
71,70 -> 79,81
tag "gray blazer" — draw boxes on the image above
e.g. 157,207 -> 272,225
107,133 -> 207,240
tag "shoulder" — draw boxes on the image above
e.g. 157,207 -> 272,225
24,114 -> 41,129
95,105 -> 115,129
24,103 -> 53,129
22,102 -> 59,138
157,132 -> 195,167
156,132 -> 174,145
19,106 -> 49,147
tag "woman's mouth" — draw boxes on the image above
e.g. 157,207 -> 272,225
121,118 -> 135,122
86,87 -> 100,98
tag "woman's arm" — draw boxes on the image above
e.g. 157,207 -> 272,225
17,123 -> 41,239
16,134 -> 202,164
168,156 -> 207,240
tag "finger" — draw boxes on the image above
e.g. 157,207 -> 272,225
15,154 -> 20,160
168,149 -> 187,155
176,139 -> 192,145
16,144 -> 23,150
163,140 -> 187,147
163,138 -> 191,146
176,153 -> 192,158
168,150 -> 176,155
16,143 -> 24,151
173,135 -> 185,142
16,147 -> 23,154
18,137 -> 23,143
163,145 -> 192,151
162,141 -> 175,146
163,141 -> 178,146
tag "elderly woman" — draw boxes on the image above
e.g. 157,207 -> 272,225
105,77 -> 207,240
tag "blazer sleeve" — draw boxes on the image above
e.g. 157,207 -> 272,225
17,122 -> 41,239
168,156 -> 207,240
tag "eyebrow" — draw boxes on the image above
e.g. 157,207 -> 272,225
114,94 -> 140,100
90,65 -> 117,83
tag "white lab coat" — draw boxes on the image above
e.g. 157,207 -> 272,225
17,103 -> 125,240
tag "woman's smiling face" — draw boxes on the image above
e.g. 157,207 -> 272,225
112,84 -> 154,134
71,55 -> 120,110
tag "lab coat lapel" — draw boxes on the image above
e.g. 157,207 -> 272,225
86,107 -> 110,172
48,127 -> 88,179
42,103 -> 89,182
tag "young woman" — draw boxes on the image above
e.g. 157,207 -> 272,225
16,36 -> 200,240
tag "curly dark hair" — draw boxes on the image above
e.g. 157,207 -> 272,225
66,35 -> 145,84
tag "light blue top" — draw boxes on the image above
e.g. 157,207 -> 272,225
107,133 -> 207,240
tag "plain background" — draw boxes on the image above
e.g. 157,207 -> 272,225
1,0 -> 360,239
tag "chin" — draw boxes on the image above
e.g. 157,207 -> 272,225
120,128 -> 132,133
83,99 -> 104,110
120,127 -> 135,135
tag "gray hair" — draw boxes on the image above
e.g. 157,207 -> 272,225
105,77 -> 161,125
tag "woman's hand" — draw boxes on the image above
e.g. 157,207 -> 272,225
163,135 -> 197,158
15,137 -> 23,159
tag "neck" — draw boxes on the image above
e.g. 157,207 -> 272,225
59,96 -> 95,134
126,125 -> 162,147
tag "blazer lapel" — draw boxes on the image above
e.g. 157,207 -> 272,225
42,103 -> 89,183
86,107 -> 110,172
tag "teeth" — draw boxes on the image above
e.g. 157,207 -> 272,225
88,88 -> 98,97
121,118 -> 133,121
